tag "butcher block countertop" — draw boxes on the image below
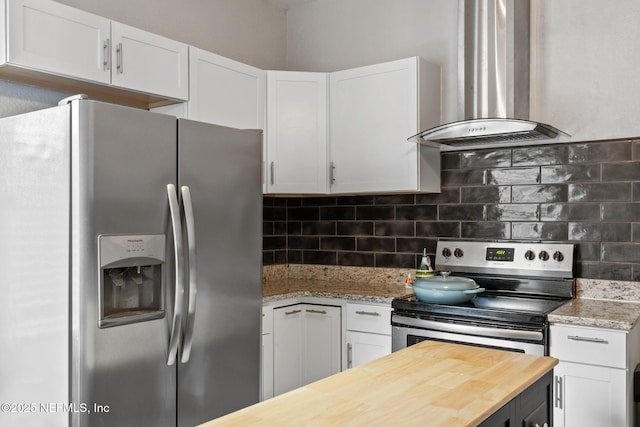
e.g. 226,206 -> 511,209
198,341 -> 557,427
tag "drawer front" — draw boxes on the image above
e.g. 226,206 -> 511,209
346,303 -> 391,335
550,324 -> 627,368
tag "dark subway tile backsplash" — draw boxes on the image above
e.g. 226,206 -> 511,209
262,138 -> 640,280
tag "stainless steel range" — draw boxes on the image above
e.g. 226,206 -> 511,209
392,241 -> 575,356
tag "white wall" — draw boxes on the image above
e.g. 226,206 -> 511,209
530,0 -> 640,141
285,0 -> 459,123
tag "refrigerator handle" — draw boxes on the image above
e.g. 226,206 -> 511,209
180,186 -> 198,364
167,184 -> 185,366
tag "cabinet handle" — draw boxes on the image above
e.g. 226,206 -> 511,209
554,376 -> 563,409
270,161 -> 275,185
567,335 -> 609,344
330,162 -> 336,184
103,38 -> 111,71
305,309 -> 327,314
355,310 -> 381,317
347,342 -> 353,368
116,42 -> 123,74
285,309 -> 301,316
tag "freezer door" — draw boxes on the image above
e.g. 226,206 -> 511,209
177,120 -> 262,426
0,105 -> 71,427
71,100 -> 178,427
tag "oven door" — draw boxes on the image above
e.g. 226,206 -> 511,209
391,314 -> 546,356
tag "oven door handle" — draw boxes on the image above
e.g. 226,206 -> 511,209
391,314 -> 544,342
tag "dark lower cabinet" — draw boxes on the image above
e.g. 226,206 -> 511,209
479,371 -> 553,427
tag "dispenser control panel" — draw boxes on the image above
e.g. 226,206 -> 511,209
99,234 -> 165,267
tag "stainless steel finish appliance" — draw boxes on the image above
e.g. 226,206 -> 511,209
409,0 -> 569,150
0,99 -> 263,427
392,240 -> 574,356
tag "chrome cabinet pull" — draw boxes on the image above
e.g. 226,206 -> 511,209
306,309 -> 327,314
330,162 -> 336,184
180,186 -> 197,364
347,342 -> 353,368
355,310 -> 381,317
103,38 -> 111,71
285,309 -> 301,316
116,42 -> 123,74
270,161 -> 275,185
567,335 -> 609,344
554,376 -> 563,409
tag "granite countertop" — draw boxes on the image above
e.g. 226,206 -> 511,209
263,278 -> 412,304
549,298 -> 640,330
263,266 -> 640,330
198,341 -> 557,427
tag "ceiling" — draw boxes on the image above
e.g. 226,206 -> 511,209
266,0 -> 318,10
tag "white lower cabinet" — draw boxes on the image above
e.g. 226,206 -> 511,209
273,303 -> 341,396
345,302 -> 391,369
550,323 -> 640,427
261,306 -> 274,401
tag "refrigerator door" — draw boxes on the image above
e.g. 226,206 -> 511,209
71,100 -> 178,427
177,120 -> 262,427
0,106 -> 71,427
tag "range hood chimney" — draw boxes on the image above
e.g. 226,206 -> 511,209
410,0 -> 569,150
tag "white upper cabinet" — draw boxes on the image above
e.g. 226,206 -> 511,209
329,57 -> 441,194
6,0 -> 110,84
2,0 -> 188,104
189,47 -> 265,130
110,22 -> 188,101
186,48 -> 266,191
265,71 -> 328,194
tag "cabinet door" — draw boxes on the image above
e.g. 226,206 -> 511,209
261,306 -> 274,401
189,47 -> 265,130
7,0 -> 110,83
346,331 -> 391,369
266,71 -> 328,194
553,361 -> 627,427
110,21 -> 188,100
329,57 -> 429,194
273,303 -> 341,397
301,304 -> 341,384
273,305 -> 303,396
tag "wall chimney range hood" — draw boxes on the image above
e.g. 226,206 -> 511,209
410,0 -> 569,150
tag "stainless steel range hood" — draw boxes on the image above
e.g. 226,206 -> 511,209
410,0 -> 569,150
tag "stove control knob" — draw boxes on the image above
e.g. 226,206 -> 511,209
453,248 -> 464,258
524,250 -> 535,261
553,251 -> 564,262
442,248 -> 452,258
538,250 -> 550,261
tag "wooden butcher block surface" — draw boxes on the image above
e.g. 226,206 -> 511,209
199,341 -> 557,427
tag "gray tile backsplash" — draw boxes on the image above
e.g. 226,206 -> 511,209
263,138 -> 640,281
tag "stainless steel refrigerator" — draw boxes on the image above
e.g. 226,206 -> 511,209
0,98 -> 263,427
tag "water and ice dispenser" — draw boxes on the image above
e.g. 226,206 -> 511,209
98,234 -> 166,328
